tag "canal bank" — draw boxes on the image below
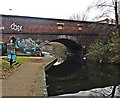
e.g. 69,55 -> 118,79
2,57 -> 54,96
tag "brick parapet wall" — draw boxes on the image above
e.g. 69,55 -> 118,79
1,15 -> 117,46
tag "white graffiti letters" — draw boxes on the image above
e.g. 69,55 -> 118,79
11,23 -> 23,31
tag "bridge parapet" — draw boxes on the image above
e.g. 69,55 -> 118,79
1,15 -> 116,47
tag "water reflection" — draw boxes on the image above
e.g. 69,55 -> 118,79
45,60 -> 120,96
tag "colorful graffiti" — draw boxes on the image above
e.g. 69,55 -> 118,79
15,37 -> 52,56
15,37 -> 40,55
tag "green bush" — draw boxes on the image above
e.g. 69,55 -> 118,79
86,41 -> 104,62
15,57 -> 29,64
86,37 -> 120,64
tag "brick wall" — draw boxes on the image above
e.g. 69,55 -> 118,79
1,15 -> 116,46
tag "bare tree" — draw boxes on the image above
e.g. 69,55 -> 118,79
69,0 -> 120,22
69,2 -> 93,21
69,12 -> 89,21
118,0 -> 120,24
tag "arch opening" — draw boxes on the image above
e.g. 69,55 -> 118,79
48,42 -> 67,66
50,39 -> 82,56
45,38 -> 84,77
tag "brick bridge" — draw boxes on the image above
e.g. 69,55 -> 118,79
1,15 -> 120,96
1,15 -> 116,49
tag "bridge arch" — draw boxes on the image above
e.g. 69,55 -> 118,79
50,35 -> 82,56
45,38 -> 84,77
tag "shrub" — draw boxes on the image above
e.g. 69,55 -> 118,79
86,36 -> 120,64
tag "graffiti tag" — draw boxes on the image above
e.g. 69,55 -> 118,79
10,23 -> 23,31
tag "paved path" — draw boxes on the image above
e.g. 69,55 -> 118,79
2,57 -> 52,96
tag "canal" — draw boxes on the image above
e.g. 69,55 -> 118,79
45,59 -> 120,96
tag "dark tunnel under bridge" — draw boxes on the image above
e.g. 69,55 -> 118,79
45,38 -> 85,77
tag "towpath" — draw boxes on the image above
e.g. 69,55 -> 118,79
2,57 -> 53,96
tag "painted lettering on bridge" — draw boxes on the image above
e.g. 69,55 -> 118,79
10,23 -> 23,32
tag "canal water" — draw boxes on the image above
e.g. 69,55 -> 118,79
45,60 -> 120,96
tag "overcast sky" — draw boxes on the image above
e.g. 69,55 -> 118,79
0,0 -> 96,19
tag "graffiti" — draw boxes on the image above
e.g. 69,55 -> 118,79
10,23 -> 23,31
15,37 -> 51,56
16,37 -> 37,53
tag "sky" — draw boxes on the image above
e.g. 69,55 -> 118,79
0,0 -> 95,20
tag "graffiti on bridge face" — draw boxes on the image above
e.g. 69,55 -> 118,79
15,37 -> 45,56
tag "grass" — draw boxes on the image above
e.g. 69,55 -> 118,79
2,56 -> 29,72
2,60 -> 10,72
15,57 -> 29,64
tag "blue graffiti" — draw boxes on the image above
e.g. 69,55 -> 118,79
15,37 -> 41,55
